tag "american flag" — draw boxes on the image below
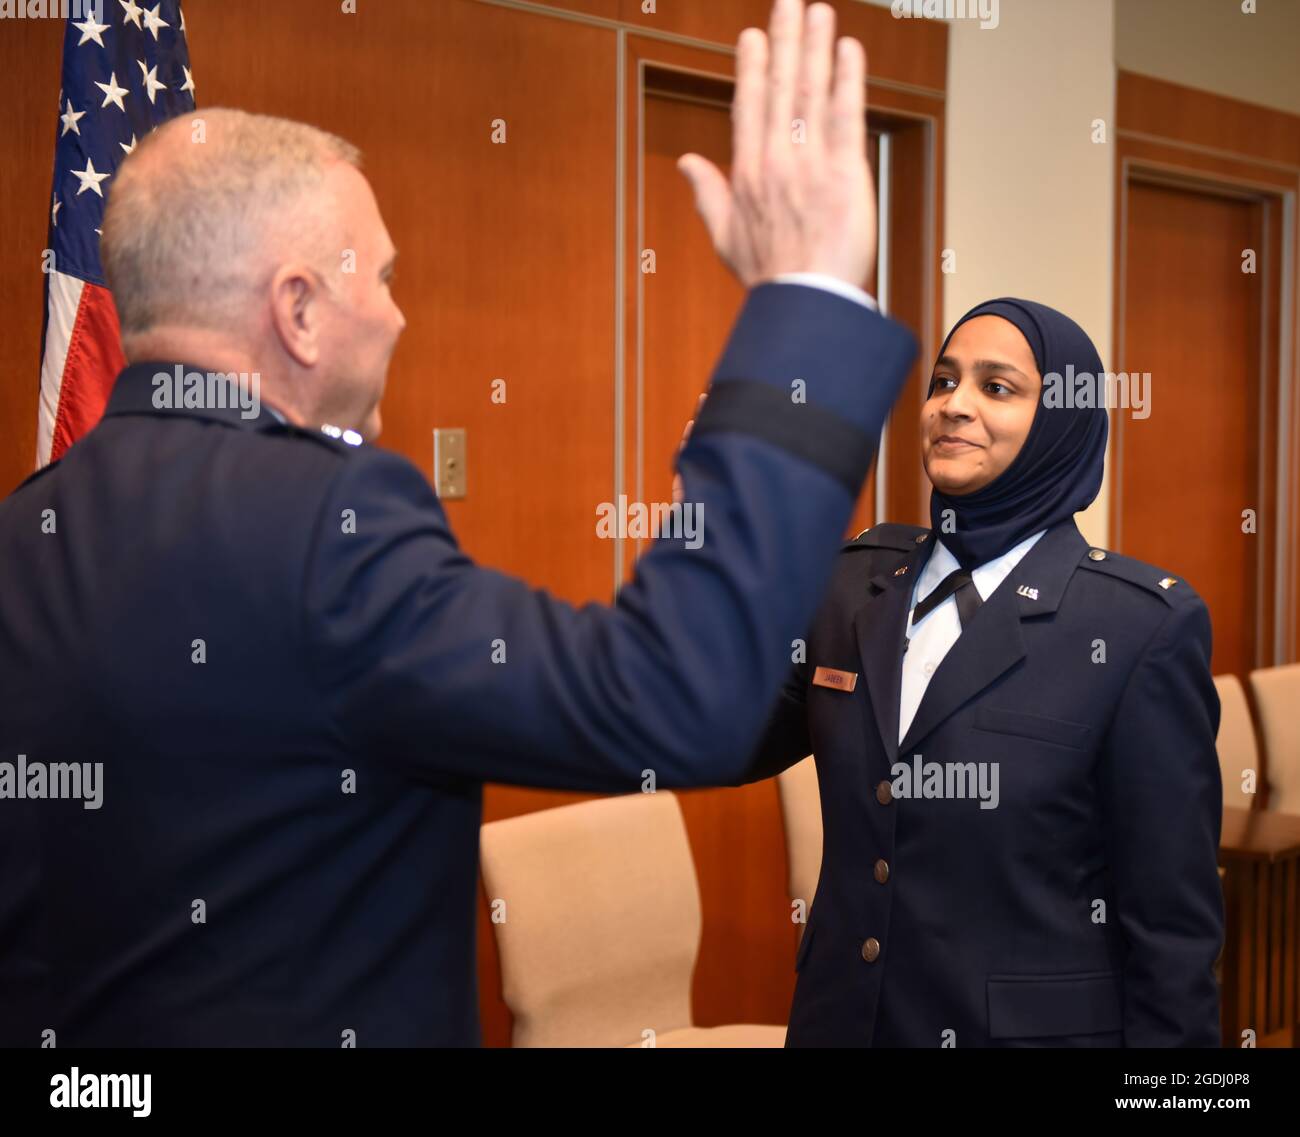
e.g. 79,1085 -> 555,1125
38,0 -> 195,467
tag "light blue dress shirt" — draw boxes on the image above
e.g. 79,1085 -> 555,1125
771,272 -> 877,311
899,529 -> 1047,744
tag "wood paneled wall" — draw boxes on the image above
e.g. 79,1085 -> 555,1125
0,15 -> 64,488
0,0 -> 945,1045
1114,72 -> 1300,672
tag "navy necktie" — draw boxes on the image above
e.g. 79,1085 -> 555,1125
911,569 -> 983,630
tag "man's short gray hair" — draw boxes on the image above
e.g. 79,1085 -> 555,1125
101,108 -> 362,336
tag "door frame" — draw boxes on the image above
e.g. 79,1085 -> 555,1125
1113,72 -> 1300,667
624,36 -> 946,573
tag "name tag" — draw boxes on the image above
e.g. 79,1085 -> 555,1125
812,666 -> 858,693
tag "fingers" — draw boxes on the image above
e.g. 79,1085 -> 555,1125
678,394 -> 706,452
827,34 -> 866,163
680,398 -> 702,446
677,154 -> 732,250
731,26 -> 768,186
673,393 -> 706,505
764,0 -> 803,163
711,0 -> 874,285
795,3 -> 836,156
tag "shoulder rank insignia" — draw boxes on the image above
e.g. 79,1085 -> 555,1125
321,424 -> 363,446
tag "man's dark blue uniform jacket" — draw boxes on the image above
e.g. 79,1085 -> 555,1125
0,284 -> 915,1046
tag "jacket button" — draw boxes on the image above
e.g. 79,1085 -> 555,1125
1087,548 -> 1107,561
861,937 -> 881,962
873,859 -> 890,884
876,779 -> 893,805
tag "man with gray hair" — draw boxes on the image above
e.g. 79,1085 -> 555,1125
102,110 -> 390,437
0,0 -> 916,1045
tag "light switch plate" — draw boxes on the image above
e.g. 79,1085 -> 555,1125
433,428 -> 467,499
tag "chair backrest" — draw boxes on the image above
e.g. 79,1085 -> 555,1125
1214,674 -> 1262,810
479,791 -> 701,1047
776,755 -> 822,924
1248,664 -> 1300,816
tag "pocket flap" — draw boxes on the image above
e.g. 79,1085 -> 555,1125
987,971 -> 1122,1039
974,706 -> 1091,750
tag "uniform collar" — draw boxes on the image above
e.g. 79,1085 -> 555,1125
853,521 -> 1088,760
1002,522 -> 1088,617
896,520 -> 1089,753
915,529 -> 1047,611
103,361 -> 287,431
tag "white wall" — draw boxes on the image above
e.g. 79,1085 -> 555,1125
1115,0 -> 1300,116
863,0 -> 1117,545
943,0 -> 1116,546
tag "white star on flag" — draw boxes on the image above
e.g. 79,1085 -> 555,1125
119,0 -> 145,29
137,59 -> 167,104
95,72 -> 129,112
72,157 -> 111,198
59,98 -> 86,136
142,3 -> 171,41
72,14 -> 110,47
39,0 -> 197,470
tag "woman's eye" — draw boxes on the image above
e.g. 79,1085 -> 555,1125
985,380 -> 1011,396
929,376 -> 956,395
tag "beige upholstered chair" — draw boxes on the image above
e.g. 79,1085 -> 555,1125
480,791 -> 786,1048
776,756 -> 822,933
1213,674 -> 1262,810
1248,664 -> 1300,816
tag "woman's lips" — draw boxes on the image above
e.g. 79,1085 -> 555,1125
933,436 -> 981,451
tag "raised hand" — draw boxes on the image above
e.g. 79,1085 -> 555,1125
678,0 -> 876,290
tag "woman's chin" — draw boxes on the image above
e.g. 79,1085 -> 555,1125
926,461 -> 986,497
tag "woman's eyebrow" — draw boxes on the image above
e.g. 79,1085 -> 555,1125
933,355 -> 1030,381
971,358 -> 1028,379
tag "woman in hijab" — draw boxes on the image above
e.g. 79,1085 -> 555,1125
742,298 -> 1224,1048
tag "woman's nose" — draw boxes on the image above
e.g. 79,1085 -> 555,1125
941,379 -> 976,420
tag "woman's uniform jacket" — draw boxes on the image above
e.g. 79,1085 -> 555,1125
744,520 -> 1225,1047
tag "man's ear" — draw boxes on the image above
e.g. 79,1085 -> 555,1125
268,264 -> 322,367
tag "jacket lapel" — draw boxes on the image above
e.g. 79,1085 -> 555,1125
897,523 -> 1087,756
853,539 -> 932,763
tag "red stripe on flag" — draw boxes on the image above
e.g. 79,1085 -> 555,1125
49,282 -> 126,463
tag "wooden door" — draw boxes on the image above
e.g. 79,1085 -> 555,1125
1117,180 -> 1265,677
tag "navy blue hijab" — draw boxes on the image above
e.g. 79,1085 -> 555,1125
927,298 -> 1108,570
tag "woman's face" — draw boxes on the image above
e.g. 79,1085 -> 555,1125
920,315 -> 1042,496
